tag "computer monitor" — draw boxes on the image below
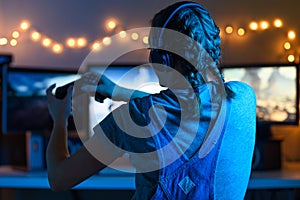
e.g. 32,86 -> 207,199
221,63 -> 299,138
1,66 -> 86,134
0,54 -> 13,134
0,54 -> 13,65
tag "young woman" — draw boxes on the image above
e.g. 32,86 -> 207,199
46,1 -> 256,199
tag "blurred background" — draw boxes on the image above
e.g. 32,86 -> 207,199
1,0 -> 300,69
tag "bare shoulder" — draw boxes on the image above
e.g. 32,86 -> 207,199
226,81 -> 256,100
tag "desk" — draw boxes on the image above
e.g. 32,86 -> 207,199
249,162 -> 300,190
0,166 -> 136,190
1,166 -> 300,190
248,169 -> 300,190
1,166 -> 300,200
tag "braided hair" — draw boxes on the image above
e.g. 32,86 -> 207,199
151,1 -> 234,99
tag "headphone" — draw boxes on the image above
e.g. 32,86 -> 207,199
150,2 -> 205,69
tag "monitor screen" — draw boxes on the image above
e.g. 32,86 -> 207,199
222,64 -> 299,127
87,64 -> 165,131
2,67 -> 84,134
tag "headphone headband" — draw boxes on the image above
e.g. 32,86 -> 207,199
162,2 -> 203,29
158,2 -> 204,46
152,2 -> 205,69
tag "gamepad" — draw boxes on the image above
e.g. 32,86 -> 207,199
55,79 -> 106,103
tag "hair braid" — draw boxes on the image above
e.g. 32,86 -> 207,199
150,1 -> 235,106
164,4 -> 234,98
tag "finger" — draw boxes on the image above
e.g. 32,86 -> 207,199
65,85 -> 73,100
81,85 -> 97,94
46,84 -> 56,98
82,72 -> 100,85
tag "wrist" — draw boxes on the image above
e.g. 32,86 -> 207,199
111,85 -> 126,101
53,120 -> 68,130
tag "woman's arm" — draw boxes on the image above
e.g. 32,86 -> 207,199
46,84 -> 107,191
81,72 -> 151,102
46,126 -> 107,191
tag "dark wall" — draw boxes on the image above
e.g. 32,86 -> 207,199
0,0 -> 299,69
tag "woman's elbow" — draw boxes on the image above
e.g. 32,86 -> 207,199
47,172 -> 71,192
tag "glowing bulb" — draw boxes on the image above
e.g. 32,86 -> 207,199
92,42 -> 102,51
237,28 -> 246,36
102,37 -> 111,46
10,39 -> 18,47
107,20 -> 116,30
52,44 -> 63,54
274,19 -> 283,28
142,36 -> 149,44
225,26 -> 233,34
288,54 -> 295,62
66,38 -> 76,48
288,30 -> 296,40
119,30 -> 127,38
249,22 -> 258,30
42,38 -> 52,47
104,18 -> 118,31
31,31 -> 41,41
260,21 -> 269,30
284,41 -> 291,50
0,38 -> 8,45
20,20 -> 30,31
77,37 -> 87,48
131,32 -> 139,40
12,31 -> 20,39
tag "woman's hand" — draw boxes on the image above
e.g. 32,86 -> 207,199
46,84 -> 73,127
80,72 -> 150,102
81,72 -> 116,100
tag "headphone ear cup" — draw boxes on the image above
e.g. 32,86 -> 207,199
161,51 -> 174,68
150,50 -> 174,68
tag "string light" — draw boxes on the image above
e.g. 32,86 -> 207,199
20,20 -> 30,31
119,30 -> 127,38
0,38 -> 8,46
108,21 -> 116,29
92,41 -> 102,51
225,26 -> 234,34
77,37 -> 87,48
31,31 -> 41,41
288,54 -> 295,62
288,30 -> 296,40
10,39 -> 18,47
142,36 -> 149,44
66,38 -> 76,48
260,20 -> 269,30
105,19 -> 117,31
102,37 -> 111,46
131,32 -> 139,40
0,18 -> 299,63
12,31 -> 20,39
237,28 -> 246,36
52,44 -> 63,54
284,41 -> 291,50
273,19 -> 283,28
249,21 -> 258,31
42,38 -> 52,47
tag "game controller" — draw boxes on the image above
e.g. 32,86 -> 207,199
55,79 -> 106,103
